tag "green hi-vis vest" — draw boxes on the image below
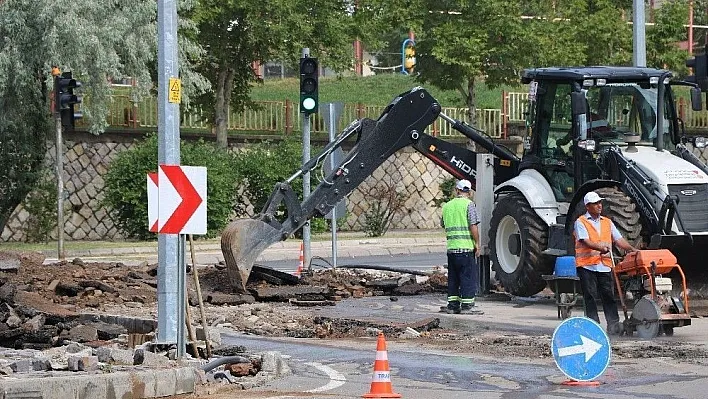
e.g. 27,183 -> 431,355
442,197 -> 475,251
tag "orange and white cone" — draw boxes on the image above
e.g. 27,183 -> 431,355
294,242 -> 304,277
362,332 -> 402,398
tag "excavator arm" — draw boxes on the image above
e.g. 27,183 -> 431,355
222,87 -> 520,293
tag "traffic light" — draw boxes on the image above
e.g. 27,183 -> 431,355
402,39 -> 416,75
299,57 -> 318,114
686,46 -> 708,92
55,71 -> 82,131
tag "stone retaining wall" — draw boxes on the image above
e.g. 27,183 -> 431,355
1,134 -> 461,241
3,132 -> 708,242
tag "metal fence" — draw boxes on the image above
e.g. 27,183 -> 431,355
100,91 -> 708,137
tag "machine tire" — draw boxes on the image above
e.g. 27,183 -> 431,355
568,186 -> 643,256
490,192 -> 553,297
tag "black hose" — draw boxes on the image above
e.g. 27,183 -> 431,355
201,356 -> 251,372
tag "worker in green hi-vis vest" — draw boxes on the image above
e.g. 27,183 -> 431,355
440,179 -> 483,315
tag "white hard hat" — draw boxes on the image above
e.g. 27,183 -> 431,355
455,179 -> 472,192
583,191 -> 604,205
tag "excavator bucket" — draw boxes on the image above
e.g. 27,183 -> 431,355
221,218 -> 282,293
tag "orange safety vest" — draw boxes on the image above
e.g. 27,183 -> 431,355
574,216 -> 613,268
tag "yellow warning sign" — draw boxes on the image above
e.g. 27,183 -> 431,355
168,78 -> 181,104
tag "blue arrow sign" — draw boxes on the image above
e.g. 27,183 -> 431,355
551,316 -> 611,382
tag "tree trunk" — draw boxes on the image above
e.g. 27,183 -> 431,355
465,77 -> 478,151
214,68 -> 228,148
214,67 -> 235,149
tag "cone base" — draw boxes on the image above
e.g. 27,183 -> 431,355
561,379 -> 601,386
362,393 -> 402,398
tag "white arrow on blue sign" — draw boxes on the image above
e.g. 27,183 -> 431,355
551,316 -> 611,382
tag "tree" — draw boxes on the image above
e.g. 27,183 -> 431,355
192,0 -> 363,148
0,0 -> 206,233
646,0 -> 691,73
398,0 -> 536,126
363,0 -> 640,128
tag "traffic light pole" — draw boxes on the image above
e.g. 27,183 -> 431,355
53,75 -> 65,261
301,48 -> 312,272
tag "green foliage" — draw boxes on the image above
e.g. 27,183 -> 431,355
102,135 -> 240,239
22,168 -> 59,243
647,1 -> 691,73
192,0 -> 363,145
362,182 -> 407,237
434,178 -> 457,208
0,0 -> 205,233
233,139 -> 317,215
0,63 -> 48,233
233,139 -> 333,236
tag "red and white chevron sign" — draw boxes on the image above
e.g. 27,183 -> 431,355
147,172 -> 159,232
147,165 -> 207,235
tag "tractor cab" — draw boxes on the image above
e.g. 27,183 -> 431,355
520,67 -> 702,203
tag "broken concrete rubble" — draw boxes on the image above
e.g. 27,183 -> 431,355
0,249 -> 449,380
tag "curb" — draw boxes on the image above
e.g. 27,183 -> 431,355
0,349 -> 293,399
0,366 -> 196,399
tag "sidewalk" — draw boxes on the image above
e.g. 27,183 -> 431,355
39,230 -> 448,265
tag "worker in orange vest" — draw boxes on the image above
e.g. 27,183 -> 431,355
574,191 -> 637,335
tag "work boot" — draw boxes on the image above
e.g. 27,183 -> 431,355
607,321 -> 623,336
460,305 -> 484,315
442,305 -> 461,314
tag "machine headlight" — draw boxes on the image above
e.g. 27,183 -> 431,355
694,136 -> 708,149
578,139 -> 596,152
582,79 -> 594,87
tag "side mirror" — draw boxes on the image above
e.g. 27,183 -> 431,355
571,92 -> 589,140
691,87 -> 703,111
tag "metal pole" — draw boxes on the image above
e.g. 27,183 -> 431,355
328,103 -> 338,268
157,0 -> 185,357
302,48 -> 312,272
633,0 -> 647,67
476,154 -> 495,295
689,0 -> 694,56
54,76 -> 65,261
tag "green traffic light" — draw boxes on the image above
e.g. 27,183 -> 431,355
302,97 -> 316,111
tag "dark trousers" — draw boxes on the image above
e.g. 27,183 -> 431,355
447,252 -> 478,308
577,267 -> 619,326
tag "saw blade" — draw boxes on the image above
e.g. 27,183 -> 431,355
631,297 -> 661,339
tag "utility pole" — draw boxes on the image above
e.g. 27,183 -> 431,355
633,0 -> 647,67
157,0 -> 185,356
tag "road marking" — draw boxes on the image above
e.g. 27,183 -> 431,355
557,335 -> 602,362
304,362 -> 346,392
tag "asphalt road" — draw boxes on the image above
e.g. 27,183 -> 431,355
222,318 -> 708,399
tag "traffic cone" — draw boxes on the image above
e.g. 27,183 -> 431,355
362,332 -> 401,398
294,242 -> 304,277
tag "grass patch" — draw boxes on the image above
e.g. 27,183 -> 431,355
251,74 -> 524,109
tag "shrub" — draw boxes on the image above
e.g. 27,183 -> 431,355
23,168 -> 59,243
103,135 -> 240,239
434,177 -> 457,207
362,181 -> 407,237
234,138 -> 328,234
